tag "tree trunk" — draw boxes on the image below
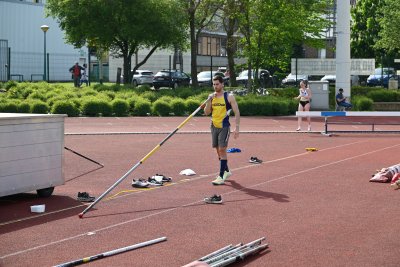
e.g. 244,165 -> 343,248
189,3 -> 198,88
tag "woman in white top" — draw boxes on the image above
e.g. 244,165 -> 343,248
294,80 -> 312,131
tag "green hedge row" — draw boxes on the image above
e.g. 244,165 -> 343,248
0,81 -> 397,116
0,81 -> 299,117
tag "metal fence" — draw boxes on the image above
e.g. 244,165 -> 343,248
4,50 -> 110,83
0,40 -> 9,82
9,50 -> 84,82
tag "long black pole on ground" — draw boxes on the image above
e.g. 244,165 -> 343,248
78,96 -> 211,218
64,146 -> 104,167
54,236 -> 167,267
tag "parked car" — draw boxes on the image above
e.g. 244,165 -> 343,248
321,74 -> 360,86
152,70 -> 191,89
194,71 -> 227,87
367,68 -> 396,87
281,73 -> 309,87
236,69 -> 271,87
131,70 -> 154,87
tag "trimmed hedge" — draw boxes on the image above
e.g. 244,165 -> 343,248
133,98 -> 152,116
81,98 -> 112,116
30,100 -> 49,114
111,99 -> 129,116
2,82 -> 398,117
51,100 -> 80,117
171,98 -> 186,116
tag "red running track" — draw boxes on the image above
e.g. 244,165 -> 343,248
1,116 -> 399,267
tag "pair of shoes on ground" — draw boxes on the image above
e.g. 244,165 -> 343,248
227,148 -> 241,153
151,174 -> 172,183
132,177 -> 163,187
132,178 -> 150,188
212,171 -> 232,185
132,174 -> 172,188
296,125 -> 311,131
77,192 -> 95,202
249,157 -> 262,164
204,194 -> 223,204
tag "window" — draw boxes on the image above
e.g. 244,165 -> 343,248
197,36 -> 228,57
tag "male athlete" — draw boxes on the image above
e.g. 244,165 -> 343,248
204,75 -> 240,186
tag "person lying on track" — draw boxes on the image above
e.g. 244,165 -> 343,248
370,163 -> 400,183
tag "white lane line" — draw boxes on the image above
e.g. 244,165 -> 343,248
0,205 -> 85,227
2,140 -> 398,260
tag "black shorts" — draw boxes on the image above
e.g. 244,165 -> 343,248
300,100 -> 310,107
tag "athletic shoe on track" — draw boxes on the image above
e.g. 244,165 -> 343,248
152,174 -> 172,183
223,171 -> 232,181
249,157 -> 263,164
212,176 -> 225,185
77,192 -> 95,202
147,177 -> 163,186
204,194 -> 223,204
132,179 -> 150,188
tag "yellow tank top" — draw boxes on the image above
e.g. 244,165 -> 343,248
211,94 -> 230,128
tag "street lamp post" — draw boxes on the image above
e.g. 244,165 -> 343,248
40,25 -> 49,81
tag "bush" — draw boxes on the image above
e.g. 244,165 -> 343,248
175,87 -> 195,99
51,100 -> 80,117
171,98 -> 186,116
353,96 -> 373,111
141,91 -> 158,102
133,98 -> 151,116
367,89 -> 400,102
0,101 -> 18,113
152,99 -> 171,116
17,101 -> 31,113
81,98 -> 112,116
30,100 -> 49,114
101,90 -> 116,100
271,100 -> 289,115
111,99 -> 129,116
185,98 -> 202,115
3,80 -> 18,90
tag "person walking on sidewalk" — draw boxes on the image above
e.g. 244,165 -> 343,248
294,80 -> 312,131
204,75 -> 240,185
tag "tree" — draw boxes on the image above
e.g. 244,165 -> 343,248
220,0 -> 241,87
351,0 -> 384,59
375,0 -> 400,54
46,0 -> 188,84
184,0 -> 222,87
236,0 -> 330,91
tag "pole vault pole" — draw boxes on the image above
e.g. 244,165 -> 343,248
54,236 -> 167,267
78,96 -> 212,218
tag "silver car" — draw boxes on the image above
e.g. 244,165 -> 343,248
282,73 -> 309,87
132,70 -> 154,87
195,71 -> 227,87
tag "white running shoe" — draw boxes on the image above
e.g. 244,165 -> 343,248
223,171 -> 232,181
212,176 -> 225,185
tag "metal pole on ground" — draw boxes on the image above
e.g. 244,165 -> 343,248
54,236 -> 167,267
78,96 -> 211,218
